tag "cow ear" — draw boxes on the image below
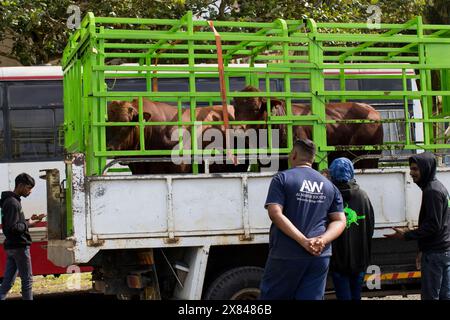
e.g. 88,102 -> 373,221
143,112 -> 152,122
269,99 -> 284,115
270,99 -> 283,107
109,101 -> 119,108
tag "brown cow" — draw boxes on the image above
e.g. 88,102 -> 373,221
106,98 -> 247,174
233,86 -> 384,169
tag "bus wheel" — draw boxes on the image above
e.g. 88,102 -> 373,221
205,266 -> 263,300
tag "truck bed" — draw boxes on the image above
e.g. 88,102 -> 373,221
47,160 -> 450,266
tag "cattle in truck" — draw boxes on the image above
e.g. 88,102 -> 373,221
233,86 -> 384,169
106,98 -> 248,174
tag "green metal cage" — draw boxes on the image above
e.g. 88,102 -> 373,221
62,11 -> 450,177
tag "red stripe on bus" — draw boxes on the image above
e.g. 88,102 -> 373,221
0,76 -> 63,81
0,70 -> 413,81
325,71 -> 414,75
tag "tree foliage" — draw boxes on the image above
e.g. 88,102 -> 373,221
0,0 -> 211,65
424,0 -> 450,24
0,0 -> 445,65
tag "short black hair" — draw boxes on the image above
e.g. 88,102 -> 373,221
293,139 -> 316,162
15,173 -> 35,188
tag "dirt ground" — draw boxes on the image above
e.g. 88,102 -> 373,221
4,273 -> 422,300
6,272 -> 92,298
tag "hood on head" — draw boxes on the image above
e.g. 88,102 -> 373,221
409,152 -> 437,189
329,157 -> 355,183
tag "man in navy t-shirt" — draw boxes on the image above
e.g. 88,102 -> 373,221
260,139 -> 346,300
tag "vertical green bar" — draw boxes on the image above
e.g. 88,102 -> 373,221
225,66 -> 232,160
417,17 -> 432,146
402,69 -> 411,145
187,11 -> 198,173
63,65 -> 70,148
84,15 -> 98,176
98,26 -> 107,174
245,74 -> 251,86
426,68 -> 434,144
265,73 -> 272,151
177,98 -> 183,152
83,56 -> 91,155
441,70 -> 450,116
339,68 -> 346,103
146,56 -> 152,93
307,19 -> 328,171
139,96 -> 145,151
279,19 -> 293,153
249,56 -> 258,88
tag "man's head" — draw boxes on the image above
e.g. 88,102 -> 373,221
14,173 -> 35,197
289,139 -> 316,167
409,160 -> 421,184
329,157 -> 355,183
408,152 -> 437,188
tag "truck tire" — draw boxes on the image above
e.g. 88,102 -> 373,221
205,266 -> 264,300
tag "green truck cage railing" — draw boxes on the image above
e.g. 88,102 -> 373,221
62,12 -> 450,178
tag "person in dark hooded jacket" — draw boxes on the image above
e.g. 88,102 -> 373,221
328,157 -> 375,300
385,152 -> 450,300
0,173 -> 45,300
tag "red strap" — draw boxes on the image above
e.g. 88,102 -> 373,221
208,21 -> 238,165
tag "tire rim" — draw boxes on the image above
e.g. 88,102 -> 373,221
230,288 -> 260,300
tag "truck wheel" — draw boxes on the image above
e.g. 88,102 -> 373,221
205,266 -> 264,300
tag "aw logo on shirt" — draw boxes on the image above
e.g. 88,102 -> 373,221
300,180 -> 324,193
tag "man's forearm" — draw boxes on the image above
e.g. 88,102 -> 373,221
27,220 -> 39,228
268,206 -> 307,245
404,222 -> 438,240
320,219 -> 346,244
271,210 -> 307,244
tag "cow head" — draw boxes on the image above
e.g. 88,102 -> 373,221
106,100 -> 151,151
233,86 -> 285,131
233,86 -> 265,130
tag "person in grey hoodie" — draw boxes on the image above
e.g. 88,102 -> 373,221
385,152 -> 450,300
0,173 -> 45,300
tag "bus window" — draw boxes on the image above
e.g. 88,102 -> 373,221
360,78 -> 410,91
196,77 -> 247,93
325,79 -> 359,91
10,109 -> 57,160
4,81 -> 63,161
55,107 -> 64,149
0,84 -> 3,160
0,105 -> 4,160
8,82 -> 62,108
